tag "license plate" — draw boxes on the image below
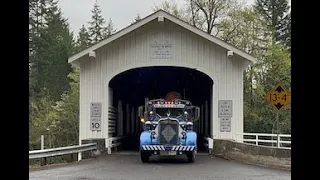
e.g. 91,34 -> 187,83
160,151 -> 177,156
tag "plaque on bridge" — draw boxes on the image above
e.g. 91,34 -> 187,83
220,117 -> 231,132
90,102 -> 102,131
218,100 -> 232,117
91,102 -> 102,117
150,39 -> 172,60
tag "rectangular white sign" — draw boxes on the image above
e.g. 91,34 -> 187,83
220,117 -> 231,132
150,43 -> 172,60
90,102 -> 102,131
90,116 -> 101,131
218,100 -> 233,117
91,102 -> 102,117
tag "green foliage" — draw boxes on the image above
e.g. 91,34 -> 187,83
76,24 -> 91,52
87,2 -> 116,44
29,67 -> 80,150
105,18 -> 116,37
244,43 -> 291,134
253,0 -> 291,49
29,88 -> 56,150
216,7 -> 270,56
29,0 -> 78,151
29,0 -> 74,101
154,0 -> 246,35
29,0 -> 114,152
49,66 -> 80,147
88,2 -> 108,43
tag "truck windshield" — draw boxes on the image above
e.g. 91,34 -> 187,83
154,108 -> 184,117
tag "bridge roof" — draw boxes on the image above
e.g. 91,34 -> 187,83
68,10 -> 256,64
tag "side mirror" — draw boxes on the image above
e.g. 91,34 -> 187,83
138,106 -> 144,118
194,107 -> 200,121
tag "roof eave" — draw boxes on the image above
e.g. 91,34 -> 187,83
68,10 -> 256,64
68,10 -> 165,64
161,12 -> 256,63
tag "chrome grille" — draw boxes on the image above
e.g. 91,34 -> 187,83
158,119 -> 179,145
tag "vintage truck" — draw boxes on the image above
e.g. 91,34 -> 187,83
138,92 -> 200,163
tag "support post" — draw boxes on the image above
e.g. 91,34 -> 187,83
201,104 -> 204,135
276,111 -> 280,148
126,104 -> 130,135
40,135 -> 47,166
117,100 -> 122,136
131,107 -> 135,134
205,101 -> 208,136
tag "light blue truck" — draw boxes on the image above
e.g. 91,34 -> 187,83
138,92 -> 200,163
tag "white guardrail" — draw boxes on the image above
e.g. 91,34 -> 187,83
29,143 -> 97,159
29,136 -> 125,160
233,133 -> 291,149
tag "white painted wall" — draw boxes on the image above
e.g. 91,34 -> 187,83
78,19 -> 250,142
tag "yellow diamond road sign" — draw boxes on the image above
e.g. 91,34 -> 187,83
265,83 -> 291,112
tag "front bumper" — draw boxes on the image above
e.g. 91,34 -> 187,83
141,145 -> 196,151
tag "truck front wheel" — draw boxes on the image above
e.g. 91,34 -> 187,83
186,151 -> 195,163
140,151 -> 150,163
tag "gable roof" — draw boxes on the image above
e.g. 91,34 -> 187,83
68,10 -> 256,64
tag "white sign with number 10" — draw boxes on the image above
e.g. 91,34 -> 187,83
90,102 -> 102,131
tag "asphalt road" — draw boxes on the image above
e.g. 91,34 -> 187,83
29,152 -> 291,180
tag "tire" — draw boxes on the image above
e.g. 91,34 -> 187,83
187,151 -> 196,163
140,151 -> 150,163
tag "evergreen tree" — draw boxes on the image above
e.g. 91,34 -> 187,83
76,24 -> 91,52
253,0 -> 291,48
88,2 -> 107,43
134,13 -> 141,22
282,11 -> 291,50
49,66 -> 80,147
131,13 -> 141,25
30,0 -> 75,101
105,18 -> 116,37
29,0 -> 52,96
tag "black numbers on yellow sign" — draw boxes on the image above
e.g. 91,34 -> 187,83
269,94 -> 287,102
282,94 -> 286,101
269,94 -> 277,101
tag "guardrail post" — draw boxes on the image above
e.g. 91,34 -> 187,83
40,135 -> 47,166
255,135 -> 258,145
41,135 -> 44,150
277,135 -> 280,148
70,153 -> 74,162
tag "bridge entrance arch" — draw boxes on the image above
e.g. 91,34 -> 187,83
68,10 -> 255,158
108,66 -> 214,151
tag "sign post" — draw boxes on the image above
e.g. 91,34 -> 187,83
265,83 -> 291,148
276,112 -> 279,147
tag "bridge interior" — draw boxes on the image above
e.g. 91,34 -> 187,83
109,66 -> 213,152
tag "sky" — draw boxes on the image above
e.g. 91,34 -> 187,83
57,0 -> 290,36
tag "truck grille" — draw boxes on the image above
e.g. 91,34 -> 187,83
158,119 -> 179,145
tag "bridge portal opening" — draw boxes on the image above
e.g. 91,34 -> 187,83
108,66 -> 213,152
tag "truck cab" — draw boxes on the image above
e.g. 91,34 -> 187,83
138,93 -> 200,163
